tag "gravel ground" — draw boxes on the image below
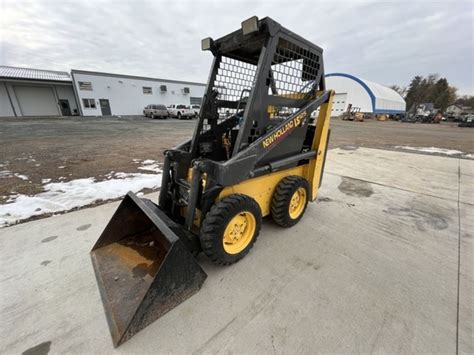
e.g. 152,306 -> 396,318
0,115 -> 472,204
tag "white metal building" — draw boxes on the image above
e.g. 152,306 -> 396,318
325,73 -> 406,115
71,70 -> 206,116
0,66 -> 79,117
0,65 -> 206,118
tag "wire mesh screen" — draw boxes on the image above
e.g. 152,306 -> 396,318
270,38 -> 321,96
266,38 -> 321,120
214,56 -> 257,101
200,56 -> 258,133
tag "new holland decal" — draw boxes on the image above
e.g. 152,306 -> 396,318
262,111 -> 307,149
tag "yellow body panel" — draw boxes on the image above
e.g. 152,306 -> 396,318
306,91 -> 334,200
219,165 -> 306,217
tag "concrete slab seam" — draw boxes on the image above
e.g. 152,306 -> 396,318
455,159 -> 461,355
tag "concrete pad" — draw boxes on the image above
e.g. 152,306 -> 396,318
0,148 -> 472,354
329,147 -> 472,204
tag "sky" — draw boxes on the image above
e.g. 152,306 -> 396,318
0,0 -> 473,95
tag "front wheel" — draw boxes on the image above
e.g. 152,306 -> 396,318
177,112 -> 182,119
200,194 -> 261,265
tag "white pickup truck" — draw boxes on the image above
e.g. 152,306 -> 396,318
167,104 -> 195,119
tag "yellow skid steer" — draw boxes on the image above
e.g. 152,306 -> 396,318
91,16 -> 334,347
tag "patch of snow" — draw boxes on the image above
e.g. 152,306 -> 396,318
464,154 -> 474,159
42,178 -> 52,184
6,194 -> 19,203
35,164 -> 41,167
0,170 -> 162,227
395,146 -> 464,156
1,171 -> 29,180
138,164 -> 161,173
0,170 -> 12,178
58,166 -> 66,169
14,173 -> 29,181
138,159 -> 161,173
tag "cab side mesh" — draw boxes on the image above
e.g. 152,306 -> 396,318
214,56 -> 257,102
200,56 -> 257,133
265,38 -> 322,121
200,38 -> 322,132
270,38 -> 321,96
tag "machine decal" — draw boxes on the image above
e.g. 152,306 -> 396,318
262,111 -> 306,149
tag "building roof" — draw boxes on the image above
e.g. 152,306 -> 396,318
71,69 -> 206,87
419,103 -> 435,111
448,104 -> 472,110
0,65 -> 71,82
325,73 -> 406,113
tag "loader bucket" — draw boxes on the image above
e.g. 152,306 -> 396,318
91,192 -> 207,347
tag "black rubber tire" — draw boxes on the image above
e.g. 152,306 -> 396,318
271,176 -> 310,227
200,194 -> 262,265
177,112 -> 182,119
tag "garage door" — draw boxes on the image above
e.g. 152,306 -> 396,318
331,93 -> 347,115
14,86 -> 59,116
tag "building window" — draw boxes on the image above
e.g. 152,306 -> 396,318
83,98 -> 96,109
190,97 -> 202,105
182,87 -> 190,94
143,87 -> 152,94
78,81 -> 93,90
160,85 -> 167,93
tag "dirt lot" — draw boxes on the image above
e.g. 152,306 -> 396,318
0,116 -> 472,203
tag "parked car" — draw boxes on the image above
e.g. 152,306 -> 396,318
191,104 -> 201,117
458,114 -> 474,127
143,104 -> 169,119
167,104 -> 195,119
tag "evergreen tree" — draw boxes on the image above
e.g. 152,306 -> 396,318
405,75 -> 423,110
403,74 -> 457,112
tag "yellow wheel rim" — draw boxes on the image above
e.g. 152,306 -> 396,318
222,211 -> 256,255
288,187 -> 307,219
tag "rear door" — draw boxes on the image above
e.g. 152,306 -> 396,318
157,105 -> 167,116
99,99 -> 112,116
332,93 -> 347,115
59,99 -> 72,116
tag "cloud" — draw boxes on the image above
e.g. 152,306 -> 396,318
1,0 -> 472,94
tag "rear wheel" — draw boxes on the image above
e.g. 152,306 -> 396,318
177,112 -> 182,119
271,176 -> 309,227
200,194 -> 261,265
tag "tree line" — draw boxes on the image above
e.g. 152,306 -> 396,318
390,74 -> 472,112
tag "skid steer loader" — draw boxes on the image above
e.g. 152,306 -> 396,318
91,16 -> 334,347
